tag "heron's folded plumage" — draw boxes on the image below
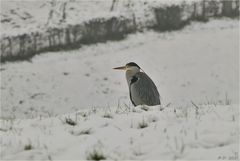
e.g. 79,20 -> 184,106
129,72 -> 161,106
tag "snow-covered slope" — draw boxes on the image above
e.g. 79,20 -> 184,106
1,0 -> 114,36
1,0 -> 230,36
1,104 -> 238,160
1,18 -> 239,119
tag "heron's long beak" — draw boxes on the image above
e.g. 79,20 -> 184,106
113,66 -> 126,70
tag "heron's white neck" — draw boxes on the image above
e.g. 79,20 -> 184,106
125,67 -> 140,87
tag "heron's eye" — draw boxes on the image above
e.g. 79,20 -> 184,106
126,66 -> 132,70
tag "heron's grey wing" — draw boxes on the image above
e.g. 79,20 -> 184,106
131,72 -> 160,106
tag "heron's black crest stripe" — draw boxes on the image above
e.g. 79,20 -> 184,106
129,76 -> 138,106
129,92 -> 136,106
130,76 -> 138,85
126,62 -> 140,69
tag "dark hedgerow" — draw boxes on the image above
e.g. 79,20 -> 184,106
153,5 -> 190,31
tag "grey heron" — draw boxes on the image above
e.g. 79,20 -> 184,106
113,62 -> 161,106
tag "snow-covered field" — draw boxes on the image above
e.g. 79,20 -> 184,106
1,104 -> 239,160
0,18 -> 239,160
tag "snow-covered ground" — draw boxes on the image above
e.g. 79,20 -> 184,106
1,18 -> 239,119
0,18 -> 239,160
1,104 -> 239,160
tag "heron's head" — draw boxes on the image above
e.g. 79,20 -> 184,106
113,62 -> 142,85
113,62 -> 141,75
113,62 -> 140,72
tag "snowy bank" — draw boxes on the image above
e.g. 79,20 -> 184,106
1,0 -> 239,62
0,104 -> 238,160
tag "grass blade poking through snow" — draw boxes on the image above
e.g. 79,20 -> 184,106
86,149 -> 106,161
